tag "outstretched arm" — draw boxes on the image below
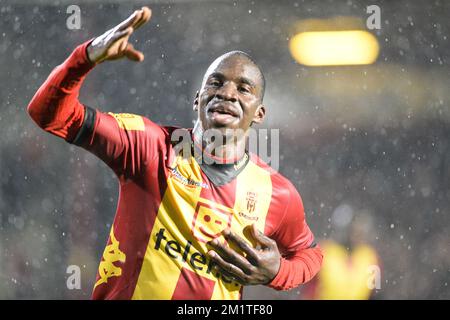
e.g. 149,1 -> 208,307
27,7 -> 152,141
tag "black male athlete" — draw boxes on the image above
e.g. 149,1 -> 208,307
27,7 -> 323,299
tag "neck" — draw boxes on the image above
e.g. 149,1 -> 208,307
192,121 -> 247,164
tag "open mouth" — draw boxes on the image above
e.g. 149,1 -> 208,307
207,102 -> 240,124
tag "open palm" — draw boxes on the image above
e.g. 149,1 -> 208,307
87,7 -> 152,64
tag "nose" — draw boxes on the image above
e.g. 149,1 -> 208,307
215,81 -> 238,102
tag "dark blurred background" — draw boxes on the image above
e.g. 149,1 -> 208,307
0,0 -> 449,299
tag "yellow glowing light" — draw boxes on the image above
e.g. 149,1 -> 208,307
289,30 -> 380,66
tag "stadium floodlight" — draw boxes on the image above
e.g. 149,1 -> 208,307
289,30 -> 380,67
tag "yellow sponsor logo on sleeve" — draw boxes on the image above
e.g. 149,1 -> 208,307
108,113 -> 145,131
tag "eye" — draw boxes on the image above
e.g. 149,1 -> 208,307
209,79 -> 221,87
239,86 -> 251,94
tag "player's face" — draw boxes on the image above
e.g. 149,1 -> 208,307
194,55 -> 265,133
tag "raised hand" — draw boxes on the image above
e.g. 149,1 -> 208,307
86,7 -> 152,64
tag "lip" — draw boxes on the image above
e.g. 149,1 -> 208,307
207,101 -> 240,118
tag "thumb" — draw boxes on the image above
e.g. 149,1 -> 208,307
124,43 -> 144,62
252,224 -> 273,248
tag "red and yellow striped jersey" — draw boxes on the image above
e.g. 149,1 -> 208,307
27,40 -> 323,300
72,109 -> 316,299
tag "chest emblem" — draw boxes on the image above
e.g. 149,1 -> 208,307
191,200 -> 233,243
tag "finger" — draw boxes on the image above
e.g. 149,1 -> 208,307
218,268 -> 246,286
208,239 -> 255,273
207,251 -> 249,283
251,224 -> 274,248
222,229 -> 260,262
127,7 -> 149,31
124,43 -> 144,61
133,7 -> 152,31
117,10 -> 140,31
128,9 -> 144,30
206,257 -> 245,285
109,27 -> 133,45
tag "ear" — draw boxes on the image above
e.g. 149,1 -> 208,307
252,104 -> 266,125
193,91 -> 200,111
